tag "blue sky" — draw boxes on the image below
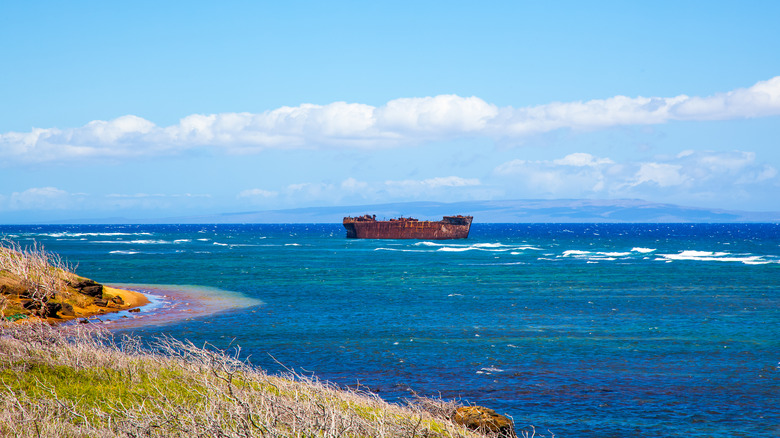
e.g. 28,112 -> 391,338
1,1 -> 779,222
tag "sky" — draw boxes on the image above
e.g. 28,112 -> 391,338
1,1 -> 779,223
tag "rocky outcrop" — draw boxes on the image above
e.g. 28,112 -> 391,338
60,302 -> 75,317
44,301 -> 62,318
451,406 -> 515,437
69,278 -> 104,297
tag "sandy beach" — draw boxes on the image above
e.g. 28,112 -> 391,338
78,284 -> 262,329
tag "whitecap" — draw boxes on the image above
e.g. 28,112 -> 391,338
41,232 -> 152,237
658,251 -> 768,264
743,260 -> 772,265
212,242 -> 229,246
598,252 -> 630,257
374,248 -> 425,252
91,239 -> 170,245
562,250 -> 590,257
632,247 -> 656,253
173,239 -> 191,244
109,250 -> 140,255
473,243 -> 505,248
415,241 -> 443,247
437,247 -> 472,252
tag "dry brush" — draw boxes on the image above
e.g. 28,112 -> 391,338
0,322 -> 506,438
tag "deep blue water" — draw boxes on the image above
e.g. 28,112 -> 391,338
2,223 -> 778,437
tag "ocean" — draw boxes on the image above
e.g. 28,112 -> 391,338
2,223 -> 778,437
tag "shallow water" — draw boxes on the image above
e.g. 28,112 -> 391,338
3,223 -> 778,437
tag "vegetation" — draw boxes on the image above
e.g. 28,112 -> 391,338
0,238 -> 134,322
0,238 -> 73,318
0,238 -> 540,437
0,322 -> 503,438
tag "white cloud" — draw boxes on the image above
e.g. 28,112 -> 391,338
7,187 -> 73,210
385,176 -> 481,190
2,77 -> 780,164
340,178 -> 369,191
672,76 -> 780,120
238,176 -> 485,208
552,153 -> 615,167
106,193 -> 211,199
630,163 -> 689,188
376,95 -> 498,135
494,150 -> 779,201
238,189 -> 278,199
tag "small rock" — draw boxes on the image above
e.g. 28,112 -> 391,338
93,298 -> 108,307
80,284 -> 103,297
22,300 -> 41,310
60,302 -> 75,317
110,295 -> 124,305
44,302 -> 62,318
129,308 -> 140,313
452,406 -> 515,437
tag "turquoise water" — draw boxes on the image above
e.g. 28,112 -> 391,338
2,223 -> 778,437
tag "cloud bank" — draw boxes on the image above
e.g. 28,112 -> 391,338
232,149 -> 778,208
494,150 -> 778,202
2,77 -> 780,164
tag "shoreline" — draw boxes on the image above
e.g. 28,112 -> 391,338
16,286 -> 151,325
75,284 -> 262,329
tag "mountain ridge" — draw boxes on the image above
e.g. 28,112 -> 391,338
134,199 -> 780,224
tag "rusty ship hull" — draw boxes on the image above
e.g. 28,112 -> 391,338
343,215 -> 473,239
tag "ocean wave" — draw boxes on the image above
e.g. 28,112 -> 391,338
40,232 -> 153,237
563,250 -> 634,259
173,239 -> 191,244
374,248 -> 426,252
415,241 -> 541,253
92,239 -> 171,245
632,247 -> 656,253
657,250 -> 772,264
109,250 -> 140,255
473,243 -> 506,248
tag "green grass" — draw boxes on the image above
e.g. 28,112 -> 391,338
0,322 -> 502,438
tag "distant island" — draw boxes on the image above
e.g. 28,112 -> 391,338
42,198 -> 780,224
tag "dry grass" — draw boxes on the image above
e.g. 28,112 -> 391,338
0,238 -> 74,316
0,322 -> 502,438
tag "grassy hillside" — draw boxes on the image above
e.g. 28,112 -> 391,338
0,322 -> 517,438
0,238 -> 144,322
